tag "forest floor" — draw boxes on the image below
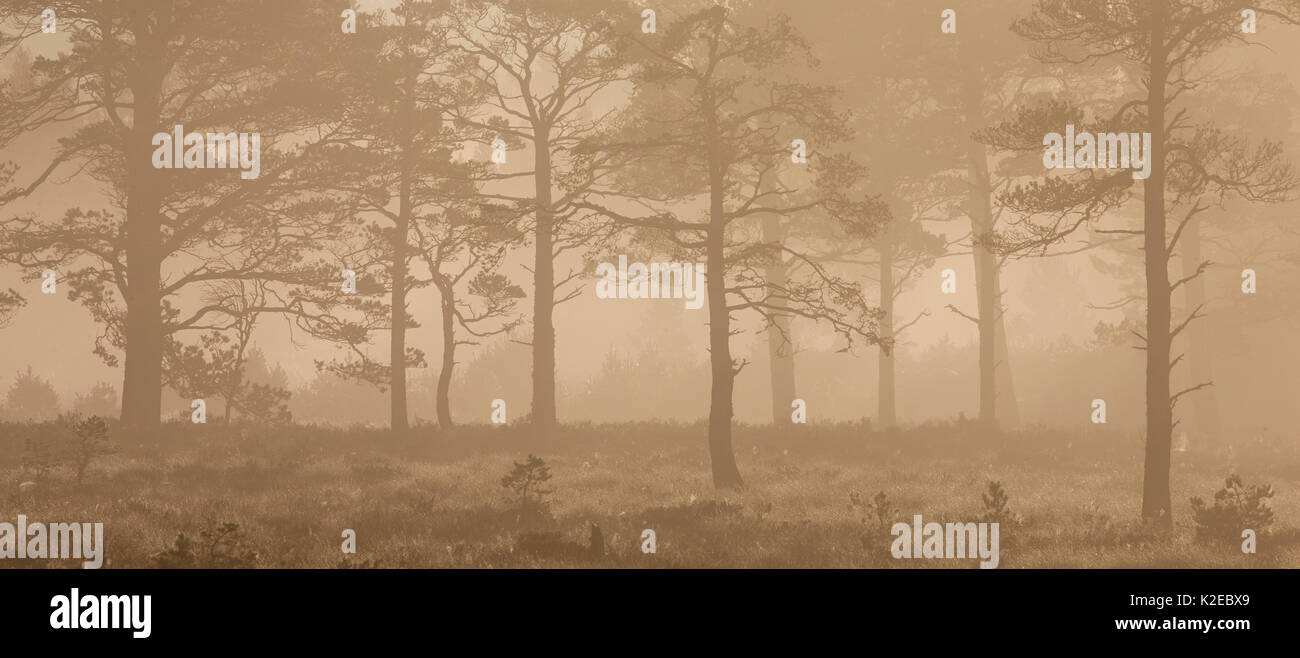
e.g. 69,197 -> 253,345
1,419 -> 1297,568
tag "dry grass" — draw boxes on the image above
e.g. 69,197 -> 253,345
0,419 -> 1296,568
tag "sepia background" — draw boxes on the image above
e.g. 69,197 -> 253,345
0,0 -> 1296,568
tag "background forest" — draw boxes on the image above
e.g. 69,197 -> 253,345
0,0 -> 1297,567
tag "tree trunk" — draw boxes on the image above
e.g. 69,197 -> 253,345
965,121 -> 998,428
436,278 -> 455,429
706,220 -> 742,487
959,53 -> 1018,429
704,103 -> 742,489
993,285 -> 1020,428
1180,215 -> 1219,441
761,209 -> 795,425
121,46 -> 165,432
531,124 -> 557,428
877,234 -> 897,428
389,79 -> 414,432
390,166 -> 410,432
1141,2 -> 1174,529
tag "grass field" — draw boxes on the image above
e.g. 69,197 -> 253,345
1,420 -> 1296,568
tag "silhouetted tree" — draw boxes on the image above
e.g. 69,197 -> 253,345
446,0 -> 634,428
298,1 -> 489,431
419,207 -> 526,428
163,280 -> 290,424
582,5 -> 887,487
4,365 -> 59,421
994,0 -> 1300,527
0,0 -> 351,431
72,381 -> 119,419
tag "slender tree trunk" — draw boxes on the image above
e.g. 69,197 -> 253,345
993,283 -> 1020,428
531,124 -> 557,428
965,130 -> 998,428
877,234 -> 897,427
390,178 -> 410,432
389,83 -> 413,432
1141,2 -> 1174,529
704,103 -> 742,489
761,210 -> 795,425
436,278 -> 455,429
706,220 -> 742,487
960,56 -> 1017,429
1180,215 -> 1219,441
121,43 -> 165,432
